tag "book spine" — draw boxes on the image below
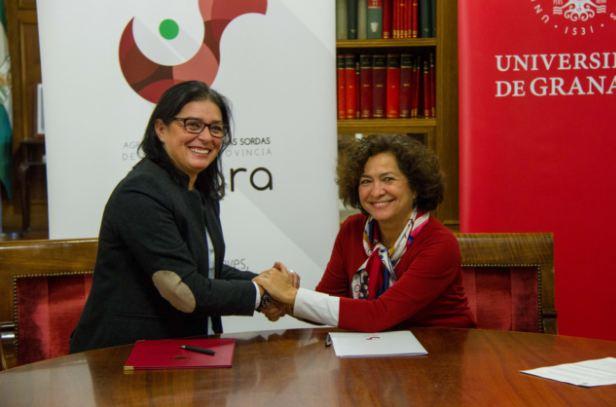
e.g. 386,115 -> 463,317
347,0 -> 359,39
336,0 -> 348,40
419,0 -> 430,38
355,59 -> 361,118
367,0 -> 383,39
383,0 -> 392,39
430,52 -> 436,117
404,0 -> 410,39
399,0 -> 405,38
422,58 -> 430,117
337,54 -> 347,119
400,0 -> 405,38
430,0 -> 436,37
360,54 -> 373,119
345,54 -> 357,119
411,56 -> 420,117
386,54 -> 400,119
399,53 -> 412,118
358,0 -> 368,39
391,0 -> 396,39
411,0 -> 418,38
372,54 -> 387,118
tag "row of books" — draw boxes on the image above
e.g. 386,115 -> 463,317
337,52 -> 436,120
336,0 -> 436,40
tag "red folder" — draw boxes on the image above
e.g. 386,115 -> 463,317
123,338 -> 235,370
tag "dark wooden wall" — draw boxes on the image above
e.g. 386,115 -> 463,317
2,0 -> 47,236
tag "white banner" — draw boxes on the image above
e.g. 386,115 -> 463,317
37,0 -> 338,332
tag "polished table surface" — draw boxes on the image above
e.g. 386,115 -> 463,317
1,327 -> 615,406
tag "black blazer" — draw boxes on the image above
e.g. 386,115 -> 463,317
70,159 -> 257,353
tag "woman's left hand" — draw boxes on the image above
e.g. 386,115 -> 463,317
274,261 -> 300,288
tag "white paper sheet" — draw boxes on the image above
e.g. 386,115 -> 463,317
521,357 -> 616,387
328,331 -> 428,358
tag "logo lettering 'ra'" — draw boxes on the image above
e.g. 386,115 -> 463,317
119,0 -> 267,103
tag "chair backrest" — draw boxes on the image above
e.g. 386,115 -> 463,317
0,233 -> 556,367
0,329 -> 6,371
0,239 -> 98,368
455,233 -> 556,334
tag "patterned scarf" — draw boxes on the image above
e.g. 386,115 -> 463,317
351,209 -> 430,299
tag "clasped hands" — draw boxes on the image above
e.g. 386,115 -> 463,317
253,262 -> 299,321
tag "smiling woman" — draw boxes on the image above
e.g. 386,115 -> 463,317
69,81 -> 286,353
254,135 -> 476,332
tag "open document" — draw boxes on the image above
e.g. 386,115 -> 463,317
521,357 -> 616,387
328,330 -> 428,358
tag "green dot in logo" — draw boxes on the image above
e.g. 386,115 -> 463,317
159,19 -> 179,40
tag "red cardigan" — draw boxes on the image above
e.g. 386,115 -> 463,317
316,214 -> 475,332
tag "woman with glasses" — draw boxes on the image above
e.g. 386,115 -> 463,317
70,81 -> 284,353
254,135 -> 475,332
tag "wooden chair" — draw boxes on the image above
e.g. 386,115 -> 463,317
0,327 -> 6,371
456,233 -> 556,334
0,239 -> 97,369
0,233 -> 556,368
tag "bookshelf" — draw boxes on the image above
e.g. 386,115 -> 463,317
337,38 -> 437,48
336,0 -> 459,228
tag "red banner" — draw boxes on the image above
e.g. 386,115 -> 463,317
459,1 -> 616,340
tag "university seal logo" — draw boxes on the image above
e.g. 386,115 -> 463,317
531,0 -> 616,35
119,0 -> 267,103
554,0 -> 607,21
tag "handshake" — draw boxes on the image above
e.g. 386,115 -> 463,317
253,262 -> 300,322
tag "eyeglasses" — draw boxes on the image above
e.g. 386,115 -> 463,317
172,117 -> 226,138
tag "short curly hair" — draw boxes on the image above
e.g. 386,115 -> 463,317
338,135 -> 444,212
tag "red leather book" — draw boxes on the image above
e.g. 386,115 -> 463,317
429,52 -> 436,118
359,54 -> 373,119
124,338 -> 235,370
372,54 -> 387,118
411,56 -> 420,117
383,0 -> 392,39
400,0 -> 405,38
402,0 -> 411,38
411,0 -> 418,38
337,54 -> 346,120
355,59 -> 361,118
399,53 -> 412,118
392,0 -> 397,39
394,0 -> 402,38
422,58 -> 430,117
406,0 -> 412,38
345,54 -> 357,119
386,53 -> 400,119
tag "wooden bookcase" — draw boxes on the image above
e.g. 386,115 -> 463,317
336,1 -> 459,228
2,2 -> 459,235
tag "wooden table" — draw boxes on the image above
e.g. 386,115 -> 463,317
1,327 -> 615,406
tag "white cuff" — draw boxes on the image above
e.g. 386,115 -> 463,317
253,282 -> 262,310
293,288 -> 339,326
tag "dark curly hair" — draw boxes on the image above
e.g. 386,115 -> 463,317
338,135 -> 444,212
139,81 -> 232,200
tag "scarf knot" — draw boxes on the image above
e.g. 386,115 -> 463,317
351,209 -> 429,299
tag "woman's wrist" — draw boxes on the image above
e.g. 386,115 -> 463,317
284,287 -> 298,306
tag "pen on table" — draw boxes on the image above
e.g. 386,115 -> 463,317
180,345 -> 216,356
